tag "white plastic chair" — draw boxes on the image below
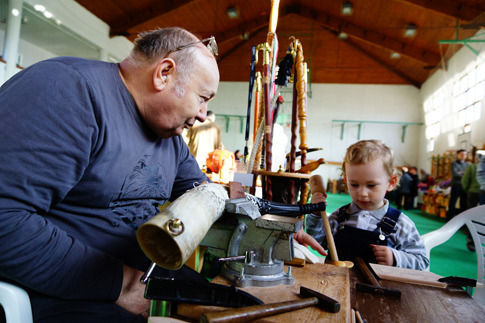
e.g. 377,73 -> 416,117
0,281 -> 33,323
421,204 -> 485,309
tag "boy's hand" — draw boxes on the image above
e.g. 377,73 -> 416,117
370,244 -> 395,266
310,192 -> 327,215
310,192 -> 326,204
294,229 -> 328,257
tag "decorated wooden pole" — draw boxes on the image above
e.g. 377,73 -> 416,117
262,0 -> 280,200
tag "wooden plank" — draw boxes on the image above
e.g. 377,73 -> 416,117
369,263 -> 447,288
257,170 -> 313,179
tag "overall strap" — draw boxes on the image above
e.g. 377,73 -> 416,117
337,203 -> 352,224
376,207 -> 401,236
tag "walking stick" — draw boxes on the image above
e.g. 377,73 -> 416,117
261,0 -> 280,200
243,46 -> 257,161
295,44 -> 310,203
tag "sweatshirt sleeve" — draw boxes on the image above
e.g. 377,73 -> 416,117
461,165 -> 472,191
390,213 -> 430,270
0,61 -> 123,301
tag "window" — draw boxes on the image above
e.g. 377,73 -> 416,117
424,59 -> 484,145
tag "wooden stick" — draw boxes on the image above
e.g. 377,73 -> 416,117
355,309 -> 364,323
252,72 -> 262,145
309,175 -> 339,262
296,45 -> 309,204
355,257 -> 380,286
351,309 -> 356,323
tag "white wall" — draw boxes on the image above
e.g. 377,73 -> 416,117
209,82 -> 423,184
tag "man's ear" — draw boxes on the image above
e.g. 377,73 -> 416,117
153,58 -> 175,91
388,175 -> 399,191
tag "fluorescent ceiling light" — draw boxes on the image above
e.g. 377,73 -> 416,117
338,32 -> 348,39
404,24 -> 417,37
34,4 -> 46,12
342,2 -> 353,15
227,6 -> 239,19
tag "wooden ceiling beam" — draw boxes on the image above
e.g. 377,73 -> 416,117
345,36 -> 422,88
397,0 -> 485,21
213,13 -> 271,44
218,26 -> 267,63
214,13 -> 291,62
109,0 -> 196,36
285,4 -> 441,66
320,27 -> 422,88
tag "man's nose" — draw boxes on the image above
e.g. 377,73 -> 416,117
196,106 -> 207,122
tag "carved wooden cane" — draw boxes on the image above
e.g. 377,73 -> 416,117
296,44 -> 310,204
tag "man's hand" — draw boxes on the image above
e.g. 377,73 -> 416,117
370,244 -> 395,266
294,229 -> 328,256
116,265 -> 151,318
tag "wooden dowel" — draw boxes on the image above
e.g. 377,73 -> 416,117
309,175 -> 339,262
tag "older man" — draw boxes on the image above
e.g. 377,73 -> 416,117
0,27 -> 219,322
0,27 -> 324,322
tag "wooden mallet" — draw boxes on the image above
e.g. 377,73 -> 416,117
309,175 -> 353,268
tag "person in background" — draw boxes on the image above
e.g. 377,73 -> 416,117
306,140 -> 429,270
408,167 -> 419,209
187,110 -> 222,168
418,168 -> 435,190
447,149 -> 469,221
234,149 -> 242,161
478,153 -> 485,206
462,152 -> 481,251
395,167 -> 411,210
462,154 -> 481,209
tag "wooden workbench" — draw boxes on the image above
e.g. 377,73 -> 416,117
162,263 -> 485,322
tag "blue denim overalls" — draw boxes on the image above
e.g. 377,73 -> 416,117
333,204 -> 401,264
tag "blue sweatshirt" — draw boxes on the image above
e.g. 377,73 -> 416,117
0,57 -> 207,302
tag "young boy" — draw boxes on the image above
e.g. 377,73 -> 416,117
306,140 -> 429,270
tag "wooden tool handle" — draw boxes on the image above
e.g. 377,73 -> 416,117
309,175 -> 339,262
309,174 -> 326,196
200,298 -> 317,323
356,257 -> 380,286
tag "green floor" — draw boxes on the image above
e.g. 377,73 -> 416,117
321,193 -> 477,279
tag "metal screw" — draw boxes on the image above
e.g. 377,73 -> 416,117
286,266 -> 292,277
166,218 -> 184,236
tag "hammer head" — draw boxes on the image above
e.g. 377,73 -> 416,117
300,286 -> 340,313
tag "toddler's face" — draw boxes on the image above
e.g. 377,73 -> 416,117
344,160 -> 397,211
